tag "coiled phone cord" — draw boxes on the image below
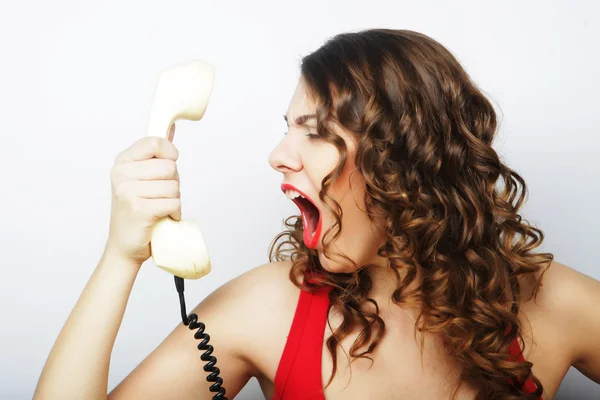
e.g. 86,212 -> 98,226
174,276 -> 228,400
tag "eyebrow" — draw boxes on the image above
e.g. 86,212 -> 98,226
283,113 -> 317,127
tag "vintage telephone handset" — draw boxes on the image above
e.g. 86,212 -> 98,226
146,60 -> 228,400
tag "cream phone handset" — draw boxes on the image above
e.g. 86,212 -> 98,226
146,60 -> 228,399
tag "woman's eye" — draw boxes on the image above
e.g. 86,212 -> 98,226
282,131 -> 319,139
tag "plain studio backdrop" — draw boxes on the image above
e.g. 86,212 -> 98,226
0,0 -> 598,398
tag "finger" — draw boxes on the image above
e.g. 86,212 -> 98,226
115,136 -> 179,163
131,180 -> 180,199
118,158 -> 178,180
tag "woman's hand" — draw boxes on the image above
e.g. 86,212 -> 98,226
106,126 -> 181,266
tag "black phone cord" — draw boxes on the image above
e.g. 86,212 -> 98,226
174,276 -> 228,400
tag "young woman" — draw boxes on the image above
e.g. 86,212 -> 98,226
34,29 -> 600,400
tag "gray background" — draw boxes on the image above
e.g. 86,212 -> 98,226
0,0 -> 598,398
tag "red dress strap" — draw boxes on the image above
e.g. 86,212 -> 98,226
272,283 -> 332,400
508,336 -> 541,397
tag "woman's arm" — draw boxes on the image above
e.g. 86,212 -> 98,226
33,249 -> 141,400
34,247 -> 261,400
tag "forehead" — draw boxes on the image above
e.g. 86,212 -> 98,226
286,79 -> 317,123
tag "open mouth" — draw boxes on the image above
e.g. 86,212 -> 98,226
281,184 -> 322,249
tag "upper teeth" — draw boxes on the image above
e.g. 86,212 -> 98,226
285,189 -> 304,200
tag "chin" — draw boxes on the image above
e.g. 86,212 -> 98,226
317,252 -> 359,275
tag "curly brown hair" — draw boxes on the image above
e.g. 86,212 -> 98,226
268,28 -> 554,400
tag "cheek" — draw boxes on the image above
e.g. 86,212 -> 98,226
319,150 -> 373,243
304,138 -> 370,221
303,144 -> 343,215
304,144 -> 340,185
328,150 -> 361,212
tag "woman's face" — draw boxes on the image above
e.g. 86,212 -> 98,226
269,78 -> 386,273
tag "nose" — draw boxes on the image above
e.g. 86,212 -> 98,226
268,134 -> 302,174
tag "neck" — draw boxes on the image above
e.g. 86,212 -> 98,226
364,255 -> 423,317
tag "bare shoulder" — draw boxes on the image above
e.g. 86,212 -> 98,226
207,259 -> 302,375
523,260 -> 597,306
521,260 -> 600,384
217,259 -> 302,312
211,259 -> 302,332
